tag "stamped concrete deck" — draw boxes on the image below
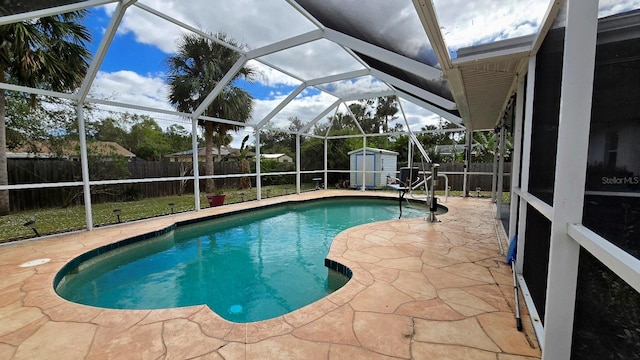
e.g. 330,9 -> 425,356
0,191 -> 540,359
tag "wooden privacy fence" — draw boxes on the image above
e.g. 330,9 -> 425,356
7,159 -> 511,211
7,159 -> 240,211
409,162 -> 512,192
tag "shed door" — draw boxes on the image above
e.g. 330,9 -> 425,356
355,153 -> 376,187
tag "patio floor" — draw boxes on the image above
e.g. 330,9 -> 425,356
0,191 -> 540,359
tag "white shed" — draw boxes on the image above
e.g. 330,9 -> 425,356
348,147 -> 399,189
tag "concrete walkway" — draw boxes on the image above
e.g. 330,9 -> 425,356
0,191 -> 540,359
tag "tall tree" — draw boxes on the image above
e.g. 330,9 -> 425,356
0,11 -> 91,215
167,33 -> 255,192
376,96 -> 399,133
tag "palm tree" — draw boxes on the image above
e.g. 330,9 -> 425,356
0,11 -> 91,215
167,33 -> 255,193
376,96 -> 398,133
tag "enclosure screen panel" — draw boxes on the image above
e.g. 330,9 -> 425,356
528,28 -> 564,206
572,249 -> 640,359
574,10 -> 640,360
523,204 -> 551,323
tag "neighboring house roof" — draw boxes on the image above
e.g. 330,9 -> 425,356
348,147 -> 399,156
77,141 -> 136,158
7,141 -> 136,159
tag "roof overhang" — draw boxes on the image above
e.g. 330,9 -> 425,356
449,35 -> 533,131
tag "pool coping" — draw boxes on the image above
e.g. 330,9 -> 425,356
0,190 -> 541,359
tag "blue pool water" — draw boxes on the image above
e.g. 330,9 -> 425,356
55,197 -> 436,322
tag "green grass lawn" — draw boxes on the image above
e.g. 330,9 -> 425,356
0,185 -> 509,243
0,184 -> 312,243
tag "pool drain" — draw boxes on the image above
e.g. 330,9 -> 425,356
228,304 -> 243,314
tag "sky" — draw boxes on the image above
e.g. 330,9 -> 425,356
78,0 -> 640,148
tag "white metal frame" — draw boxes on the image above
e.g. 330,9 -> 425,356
542,2 -> 598,357
3,4 -> 640,360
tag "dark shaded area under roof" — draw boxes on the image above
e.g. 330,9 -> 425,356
357,52 -> 459,117
293,0 -> 457,115
294,0 -> 439,66
0,0 -> 83,16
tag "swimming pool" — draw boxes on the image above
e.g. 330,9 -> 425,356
55,197 -> 441,322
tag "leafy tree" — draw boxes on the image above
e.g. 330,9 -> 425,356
5,93 -> 64,151
128,116 -> 170,161
388,134 -> 410,164
300,127 -> 359,181
167,33 -> 255,192
260,116 -> 304,158
259,158 -> 294,185
89,114 -> 131,146
0,10 -> 91,215
288,116 -> 305,133
300,137 -> 324,171
470,130 -> 512,163
299,97 -> 401,180
89,113 -> 198,160
165,124 -> 195,152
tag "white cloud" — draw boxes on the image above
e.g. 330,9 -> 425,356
91,70 -> 171,110
252,91 -> 337,130
599,0 -> 640,17
432,0 -> 640,53
225,91 -> 338,148
88,70 -> 185,128
106,0 -> 317,54
102,2 -> 187,53
320,76 -> 390,99
399,100 -> 447,132
249,61 -> 302,89
432,0 -> 550,52
253,39 -> 365,85
102,2 -> 364,88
